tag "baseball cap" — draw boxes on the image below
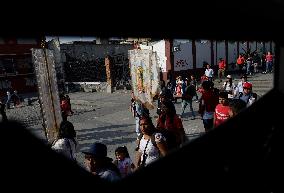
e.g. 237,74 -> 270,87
243,82 -> 252,89
82,143 -> 107,158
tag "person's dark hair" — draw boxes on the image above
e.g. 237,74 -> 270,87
160,100 -> 176,124
225,77 -> 233,87
209,81 -> 214,89
219,91 -> 228,99
160,80 -> 166,88
115,146 -> 130,158
161,100 -> 176,115
202,80 -> 211,91
59,93 -> 65,101
87,144 -> 121,177
140,115 -> 156,135
140,104 -> 150,118
203,61 -> 209,66
58,120 -> 77,146
228,99 -> 247,116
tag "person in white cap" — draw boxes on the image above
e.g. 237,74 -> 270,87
222,75 -> 235,98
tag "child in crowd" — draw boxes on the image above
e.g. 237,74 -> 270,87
113,146 -> 135,177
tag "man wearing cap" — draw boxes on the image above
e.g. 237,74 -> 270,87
82,143 -> 121,182
236,82 -> 257,107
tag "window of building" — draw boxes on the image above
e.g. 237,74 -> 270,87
17,38 -> 37,44
2,58 -> 16,74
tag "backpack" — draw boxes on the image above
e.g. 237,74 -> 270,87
238,92 -> 257,104
156,114 -> 185,149
182,85 -> 195,100
237,57 -> 244,65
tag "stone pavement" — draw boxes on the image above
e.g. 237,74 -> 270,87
5,72 -> 273,169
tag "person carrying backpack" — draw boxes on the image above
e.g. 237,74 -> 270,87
180,80 -> 196,120
190,75 -> 199,102
236,82 -> 257,107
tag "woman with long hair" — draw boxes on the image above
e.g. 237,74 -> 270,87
135,116 -> 168,168
51,120 -> 77,161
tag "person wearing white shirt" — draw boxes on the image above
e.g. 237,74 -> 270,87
51,121 -> 77,161
233,74 -> 251,97
204,64 -> 214,82
222,75 -> 235,98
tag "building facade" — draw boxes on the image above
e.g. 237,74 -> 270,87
0,37 -> 41,96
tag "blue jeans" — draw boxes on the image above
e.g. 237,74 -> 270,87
194,93 -> 198,100
246,62 -> 251,74
135,116 -> 141,136
266,61 -> 273,72
203,118 -> 213,132
181,99 -> 195,118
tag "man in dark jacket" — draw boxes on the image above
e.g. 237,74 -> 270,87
180,81 -> 196,120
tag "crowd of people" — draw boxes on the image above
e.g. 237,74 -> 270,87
0,51 -> 273,182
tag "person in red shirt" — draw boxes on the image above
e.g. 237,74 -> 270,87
60,94 -> 73,121
218,58 -> 226,82
265,51 -> 274,73
214,91 -> 231,128
156,100 -> 186,148
198,81 -> 219,132
236,54 -> 245,76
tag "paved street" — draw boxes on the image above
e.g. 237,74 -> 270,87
5,72 -> 273,169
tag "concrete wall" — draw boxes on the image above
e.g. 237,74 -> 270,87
140,40 -> 167,73
196,40 -> 211,68
152,40 -> 167,73
172,39 -> 275,78
249,41 -> 257,53
61,43 -> 132,62
216,41 -> 226,62
228,41 -> 238,64
173,41 -> 192,71
265,42 -> 270,52
239,41 -> 247,54
60,43 -> 133,90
